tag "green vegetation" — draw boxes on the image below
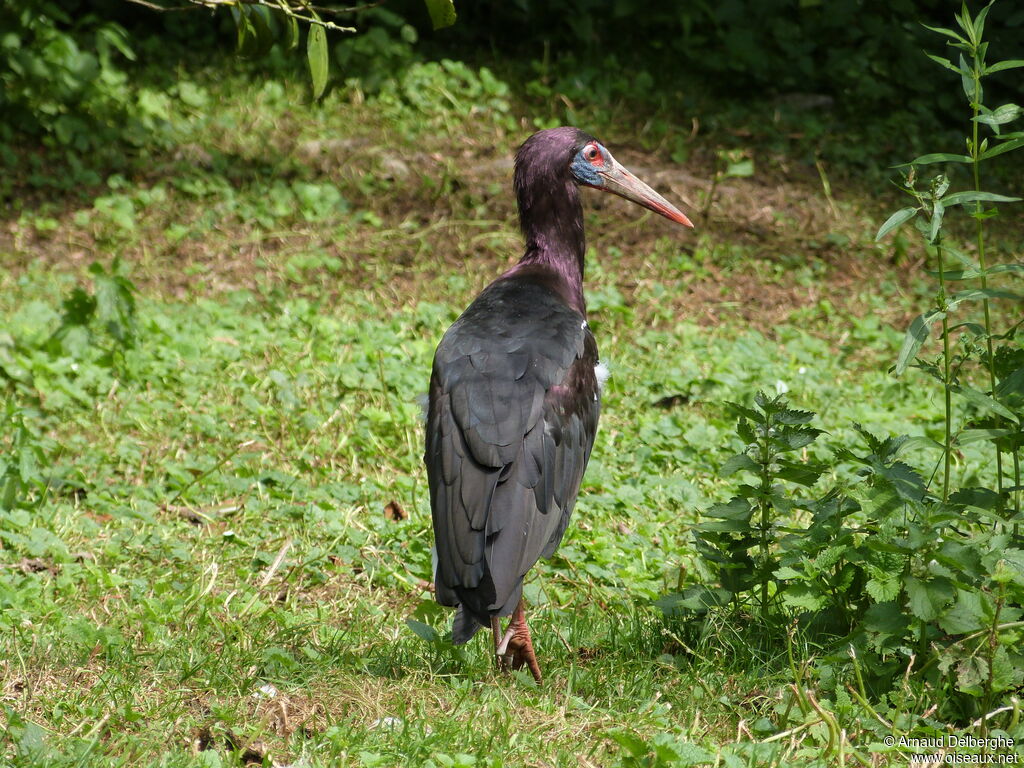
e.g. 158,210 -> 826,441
2,1 -> 1024,766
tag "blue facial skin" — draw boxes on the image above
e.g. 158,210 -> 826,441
570,143 -> 611,187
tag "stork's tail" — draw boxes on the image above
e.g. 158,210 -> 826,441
451,605 -> 485,645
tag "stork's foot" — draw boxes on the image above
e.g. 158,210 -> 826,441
493,599 -> 543,684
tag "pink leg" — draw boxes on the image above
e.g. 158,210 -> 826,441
495,599 -> 542,684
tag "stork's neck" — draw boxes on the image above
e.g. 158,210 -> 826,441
509,177 -> 587,315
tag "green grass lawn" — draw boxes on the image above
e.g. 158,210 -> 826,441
2,65 -> 1022,767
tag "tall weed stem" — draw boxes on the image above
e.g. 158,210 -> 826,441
759,432 -> 772,615
969,51 -> 1004,496
936,236 -> 953,502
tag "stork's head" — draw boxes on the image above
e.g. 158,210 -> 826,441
515,126 -> 693,228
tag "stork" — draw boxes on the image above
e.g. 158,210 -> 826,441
425,127 -> 692,683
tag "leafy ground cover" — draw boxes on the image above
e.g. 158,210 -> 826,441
2,38 -> 1023,768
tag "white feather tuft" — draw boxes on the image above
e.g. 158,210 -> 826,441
594,361 -> 610,393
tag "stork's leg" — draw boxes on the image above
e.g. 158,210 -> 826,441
494,599 -> 542,684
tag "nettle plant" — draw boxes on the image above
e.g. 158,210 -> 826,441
866,1 -> 1024,722
667,0 -> 1024,738
876,0 -> 1024,511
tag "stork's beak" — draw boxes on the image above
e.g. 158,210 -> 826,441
597,158 -> 693,228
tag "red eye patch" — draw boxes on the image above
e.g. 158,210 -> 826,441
584,143 -> 605,167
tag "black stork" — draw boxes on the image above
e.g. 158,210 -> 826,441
425,126 -> 692,683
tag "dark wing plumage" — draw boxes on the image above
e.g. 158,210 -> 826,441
425,276 -> 600,642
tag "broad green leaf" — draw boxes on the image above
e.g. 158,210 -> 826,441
905,575 -> 954,621
866,576 -> 901,603
862,604 -> 911,648
894,310 -> 944,375
989,645 -> 1024,693
774,566 -> 802,579
405,618 -> 438,643
307,25 -> 328,100
720,453 -> 758,476
663,741 -> 714,766
949,288 -> 1024,308
780,585 -> 827,612
775,408 -> 815,426
939,589 -> 987,634
851,422 -> 885,454
775,427 -> 821,451
726,401 -> 762,422
989,549 -> 1024,588
900,435 -> 945,451
698,518 -> 750,536
875,207 -> 917,240
813,544 -> 848,570
956,428 -> 1012,445
940,190 -> 1021,207
654,587 -> 731,615
949,486 -> 1003,511
705,497 -> 752,520
879,460 -> 928,502
937,541 -> 985,581
775,459 -> 824,487
996,366 -> 1024,402
956,657 -> 987,694
987,59 -> 1024,74
423,0 -> 457,29
951,384 -> 1018,422
609,730 -> 650,758
974,103 -> 1022,127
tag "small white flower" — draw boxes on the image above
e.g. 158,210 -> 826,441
775,379 -> 789,394
253,683 -> 279,700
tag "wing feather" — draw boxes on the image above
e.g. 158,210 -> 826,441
425,277 -> 600,633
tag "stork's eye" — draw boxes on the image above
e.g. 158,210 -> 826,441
584,143 -> 604,166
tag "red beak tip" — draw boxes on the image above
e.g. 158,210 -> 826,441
656,205 -> 693,229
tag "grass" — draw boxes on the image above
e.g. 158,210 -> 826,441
2,60 -> 1022,767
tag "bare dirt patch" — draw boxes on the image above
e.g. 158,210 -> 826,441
1,132 -> 915,340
